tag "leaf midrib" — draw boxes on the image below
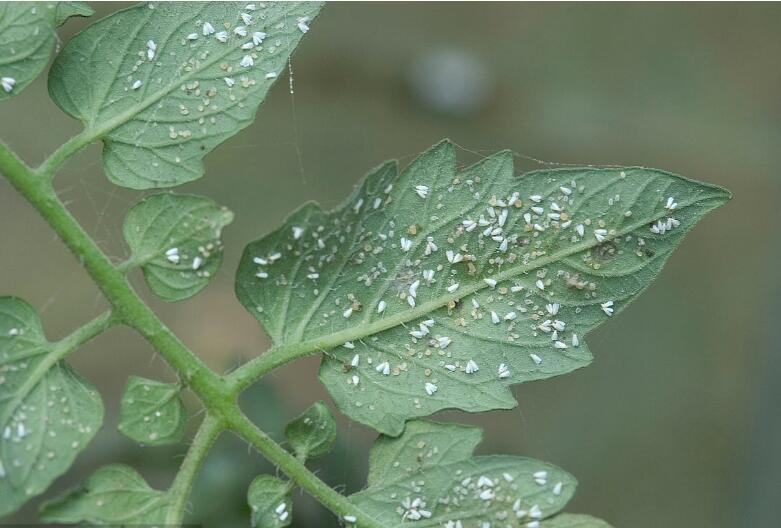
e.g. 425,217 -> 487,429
359,156 -> 508,333
272,194 -> 721,361
353,164 -> 622,338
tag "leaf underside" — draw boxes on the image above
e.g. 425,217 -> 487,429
0,297 -> 103,517
284,401 -> 337,459
0,2 -> 92,101
117,376 -> 186,446
123,192 -> 234,301
247,474 -> 292,528
541,514 -> 614,527
40,464 -> 170,524
350,420 -> 608,527
236,139 -> 730,435
48,1 -> 323,189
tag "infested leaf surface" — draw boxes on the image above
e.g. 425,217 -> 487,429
0,297 -> 103,516
350,420 -> 578,527
117,376 -> 186,446
40,464 -> 170,524
0,2 -> 92,100
123,192 -> 233,301
236,140 -> 730,435
247,474 -> 292,527
284,401 -> 337,459
48,1 -> 322,188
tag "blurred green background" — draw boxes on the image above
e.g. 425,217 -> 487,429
1,2 -> 779,527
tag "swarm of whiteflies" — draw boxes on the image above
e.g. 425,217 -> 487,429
244,156 -> 698,404
125,4 -> 310,97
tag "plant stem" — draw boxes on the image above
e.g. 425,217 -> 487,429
35,131 -> 94,181
228,343 -> 314,393
53,311 -> 116,356
166,415 -> 223,526
0,140 -> 381,528
226,412 -> 384,528
0,142 -> 230,410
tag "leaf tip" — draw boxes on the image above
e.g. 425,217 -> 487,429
55,2 -> 95,25
713,184 -> 733,204
428,138 -> 457,159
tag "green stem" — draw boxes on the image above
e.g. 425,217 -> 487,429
226,412 -> 383,528
53,311 -> 116,356
228,343 -> 315,392
0,141 -> 231,411
0,141 -> 379,527
35,132 -> 94,180
166,415 -> 223,525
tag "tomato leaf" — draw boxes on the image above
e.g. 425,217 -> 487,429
0,297 -> 103,516
542,513 -> 614,527
117,376 -> 186,446
0,2 -> 92,100
351,421 -> 576,526
40,464 -> 170,524
284,401 -> 336,459
236,140 -> 730,435
48,1 -> 322,188
123,192 -> 233,301
247,474 -> 292,528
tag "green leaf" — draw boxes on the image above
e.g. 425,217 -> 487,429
123,192 -> 233,301
542,513 -> 614,527
247,474 -> 292,528
40,464 -> 170,524
351,420 -> 576,527
48,1 -> 323,189
235,140 -> 730,435
54,2 -> 93,25
365,420 -> 482,487
0,2 -> 92,100
0,297 -> 103,516
284,401 -> 336,459
117,375 -> 186,446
